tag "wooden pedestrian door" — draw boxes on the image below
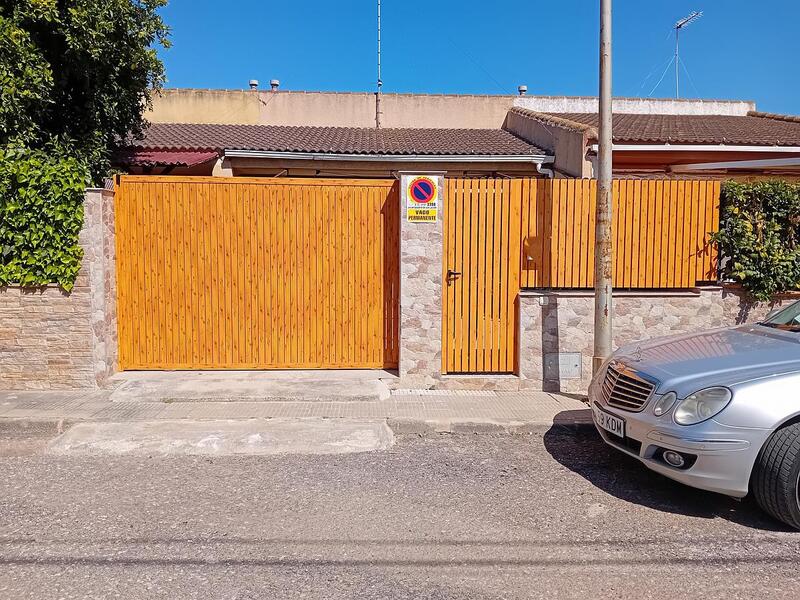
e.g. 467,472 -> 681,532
442,178 -> 522,374
115,176 -> 400,370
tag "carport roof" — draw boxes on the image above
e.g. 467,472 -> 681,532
129,122 -> 547,157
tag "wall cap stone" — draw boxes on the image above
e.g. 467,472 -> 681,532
720,282 -> 800,300
1,284 -> 67,291
519,289 -> 705,299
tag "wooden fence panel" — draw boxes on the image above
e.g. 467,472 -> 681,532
520,179 -> 720,289
444,176 -> 720,374
116,176 -> 400,370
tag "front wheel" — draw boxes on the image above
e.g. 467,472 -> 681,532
752,422 -> 800,530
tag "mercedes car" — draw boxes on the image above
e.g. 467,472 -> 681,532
589,299 -> 800,530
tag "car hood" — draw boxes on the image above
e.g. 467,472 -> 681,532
613,324 -> 800,396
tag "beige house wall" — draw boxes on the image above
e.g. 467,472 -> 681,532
146,89 -> 758,128
503,111 -> 591,178
513,96 -> 756,116
147,89 -> 516,129
146,89 -> 262,124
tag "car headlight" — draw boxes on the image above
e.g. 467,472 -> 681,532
652,392 -> 677,417
673,387 -> 732,426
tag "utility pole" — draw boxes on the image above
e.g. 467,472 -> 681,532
375,0 -> 383,128
593,0 -> 613,374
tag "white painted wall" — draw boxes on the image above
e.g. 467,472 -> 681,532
513,96 -> 756,116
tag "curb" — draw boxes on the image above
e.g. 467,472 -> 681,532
0,415 -> 596,438
0,418 -> 75,439
386,417 -> 594,435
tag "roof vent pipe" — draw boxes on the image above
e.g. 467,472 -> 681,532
249,79 -> 259,90
270,79 -> 280,91
518,85 -> 528,96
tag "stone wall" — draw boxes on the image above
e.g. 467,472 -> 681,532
0,189 -> 116,390
519,288 -> 792,393
398,174 -> 445,388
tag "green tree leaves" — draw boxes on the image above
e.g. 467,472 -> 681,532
712,181 -> 800,301
0,145 -> 87,290
0,1 -> 169,289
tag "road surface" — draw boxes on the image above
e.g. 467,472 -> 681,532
1,424 -> 798,599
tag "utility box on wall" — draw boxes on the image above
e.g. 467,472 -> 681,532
544,352 -> 582,380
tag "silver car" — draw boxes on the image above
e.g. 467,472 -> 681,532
589,300 -> 800,530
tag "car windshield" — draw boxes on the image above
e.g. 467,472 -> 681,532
760,300 -> 800,332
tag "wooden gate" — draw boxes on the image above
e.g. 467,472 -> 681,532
442,178 -> 522,374
115,176 -> 399,370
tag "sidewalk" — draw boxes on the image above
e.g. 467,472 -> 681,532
0,388 -> 591,434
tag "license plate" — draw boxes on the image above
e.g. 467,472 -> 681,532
593,404 -> 625,438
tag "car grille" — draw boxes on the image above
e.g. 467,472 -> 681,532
601,364 -> 655,412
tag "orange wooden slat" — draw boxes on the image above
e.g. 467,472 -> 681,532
441,179 -> 454,373
506,179 -> 523,371
628,181 -> 641,289
586,180 -> 597,288
454,179 -> 466,372
673,181 -> 687,287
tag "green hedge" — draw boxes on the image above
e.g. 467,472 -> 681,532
712,180 -> 800,301
0,145 -> 88,291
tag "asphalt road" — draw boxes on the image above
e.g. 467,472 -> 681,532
1,424 -> 799,599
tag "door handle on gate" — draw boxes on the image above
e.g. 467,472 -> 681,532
446,269 -> 462,283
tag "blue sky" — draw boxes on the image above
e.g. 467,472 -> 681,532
158,0 -> 800,114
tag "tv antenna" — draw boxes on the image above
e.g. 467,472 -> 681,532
673,11 -> 702,98
375,0 -> 383,128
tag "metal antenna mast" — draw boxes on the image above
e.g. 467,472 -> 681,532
674,11 -> 702,98
375,0 -> 383,128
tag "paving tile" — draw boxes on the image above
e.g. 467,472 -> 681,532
0,390 -> 589,427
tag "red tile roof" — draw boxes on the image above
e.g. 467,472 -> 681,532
546,112 -> 800,146
131,123 -> 546,156
114,150 -> 219,168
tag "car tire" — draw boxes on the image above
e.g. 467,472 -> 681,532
752,422 -> 800,530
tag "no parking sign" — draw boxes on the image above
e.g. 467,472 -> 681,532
405,176 -> 439,223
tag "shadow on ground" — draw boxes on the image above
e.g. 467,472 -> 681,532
543,411 -> 791,532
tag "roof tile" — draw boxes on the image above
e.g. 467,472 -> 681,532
131,123 -> 545,156
547,113 -> 800,146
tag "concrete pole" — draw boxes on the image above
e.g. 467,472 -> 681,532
593,0 -> 613,374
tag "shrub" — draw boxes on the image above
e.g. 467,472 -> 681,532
712,180 -> 800,301
0,145 -> 88,291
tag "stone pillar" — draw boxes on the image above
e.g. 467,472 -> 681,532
518,293 -> 545,390
398,172 -> 445,388
83,187 -> 118,385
